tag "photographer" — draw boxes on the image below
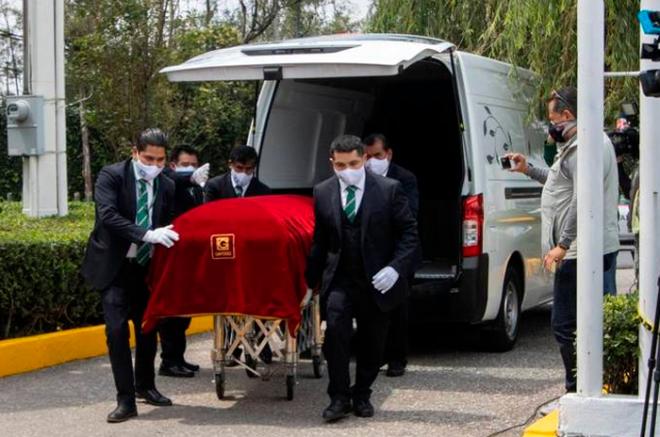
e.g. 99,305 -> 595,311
506,86 -> 619,393
609,115 -> 639,200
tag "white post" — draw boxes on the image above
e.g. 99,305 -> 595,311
54,0 -> 67,216
639,0 -> 660,399
21,0 -> 67,217
576,0 -> 604,397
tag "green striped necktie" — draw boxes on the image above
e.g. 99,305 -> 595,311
344,185 -> 357,222
136,179 -> 151,266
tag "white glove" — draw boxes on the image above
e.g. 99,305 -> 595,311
191,163 -> 210,187
142,224 -> 179,248
371,266 -> 399,294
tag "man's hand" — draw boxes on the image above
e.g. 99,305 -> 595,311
143,224 -> 180,248
506,153 -> 529,174
544,246 -> 567,271
372,266 -> 399,294
191,163 -> 210,187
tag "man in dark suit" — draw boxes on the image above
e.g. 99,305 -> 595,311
204,144 -> 272,364
306,135 -> 419,422
205,145 -> 271,202
158,145 -> 208,378
82,128 -> 178,423
364,133 -> 420,378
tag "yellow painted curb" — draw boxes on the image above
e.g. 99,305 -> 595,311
0,316 -> 213,378
523,409 -> 559,437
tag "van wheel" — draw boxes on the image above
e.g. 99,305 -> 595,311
481,266 -> 522,352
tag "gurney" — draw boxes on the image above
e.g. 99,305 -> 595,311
211,291 -> 323,400
144,195 -> 324,400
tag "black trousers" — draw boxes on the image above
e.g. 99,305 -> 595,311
384,297 -> 408,366
101,261 -> 158,405
159,317 -> 192,366
551,252 -> 617,391
323,282 -> 391,402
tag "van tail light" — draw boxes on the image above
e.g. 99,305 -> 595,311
462,194 -> 484,258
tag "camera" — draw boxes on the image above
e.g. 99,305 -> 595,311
500,156 -> 512,169
606,103 -> 639,159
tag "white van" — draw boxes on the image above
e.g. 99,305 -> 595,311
162,34 -> 554,351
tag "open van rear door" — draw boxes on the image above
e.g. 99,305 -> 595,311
161,34 -> 455,81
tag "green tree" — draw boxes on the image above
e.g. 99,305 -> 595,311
369,0 -> 640,121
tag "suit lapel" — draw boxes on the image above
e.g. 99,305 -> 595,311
329,177 -> 342,237
386,163 -> 397,179
223,173 -> 237,198
124,159 -> 137,222
360,172 -> 375,246
152,175 -> 164,228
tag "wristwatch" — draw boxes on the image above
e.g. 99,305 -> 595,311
558,242 -> 570,251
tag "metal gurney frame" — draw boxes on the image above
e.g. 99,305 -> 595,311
210,293 -> 324,400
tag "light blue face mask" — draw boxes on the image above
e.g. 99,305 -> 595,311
134,158 -> 163,181
174,165 -> 196,174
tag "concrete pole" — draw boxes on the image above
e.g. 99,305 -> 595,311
21,0 -> 67,217
576,0 -> 604,397
639,0 -> 660,399
54,0 -> 67,215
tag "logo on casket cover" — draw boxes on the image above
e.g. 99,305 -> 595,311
210,234 -> 235,260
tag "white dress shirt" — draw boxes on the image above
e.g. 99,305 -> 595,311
231,176 -> 252,197
126,161 -> 155,258
338,171 -> 366,213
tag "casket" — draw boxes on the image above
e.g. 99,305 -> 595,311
143,195 -> 314,332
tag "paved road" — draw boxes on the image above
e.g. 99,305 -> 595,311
0,265 -> 634,437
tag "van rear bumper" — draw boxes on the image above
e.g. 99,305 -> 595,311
409,254 -> 489,324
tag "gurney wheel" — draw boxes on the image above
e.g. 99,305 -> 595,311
312,355 -> 324,379
215,373 -> 225,400
286,375 -> 295,401
245,354 -> 258,378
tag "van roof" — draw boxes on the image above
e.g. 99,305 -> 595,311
161,33 -> 456,82
248,33 -> 451,46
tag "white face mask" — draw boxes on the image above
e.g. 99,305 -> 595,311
174,165 -> 196,174
335,166 -> 365,186
365,157 -> 390,175
231,168 -> 253,188
135,159 -> 163,181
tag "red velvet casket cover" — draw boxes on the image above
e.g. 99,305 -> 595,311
143,195 -> 314,332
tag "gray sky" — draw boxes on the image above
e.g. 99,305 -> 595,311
180,0 -> 372,22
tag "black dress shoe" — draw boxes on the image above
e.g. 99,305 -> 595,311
353,398 -> 374,418
386,361 -> 406,377
322,399 -> 352,422
136,388 -> 172,406
182,361 -> 200,372
107,403 -> 137,423
159,364 -> 195,378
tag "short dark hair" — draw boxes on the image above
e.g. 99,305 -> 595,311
363,133 -> 390,150
229,145 -> 258,164
330,134 -> 364,156
170,144 -> 199,163
549,86 -> 578,118
136,128 -> 168,151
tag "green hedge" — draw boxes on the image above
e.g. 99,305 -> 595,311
0,201 -> 100,339
603,291 -> 640,394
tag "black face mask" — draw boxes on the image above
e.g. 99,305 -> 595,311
548,122 -> 566,143
548,120 -> 576,143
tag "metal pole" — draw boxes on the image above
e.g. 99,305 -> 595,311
576,0 -> 604,397
639,0 -> 660,407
